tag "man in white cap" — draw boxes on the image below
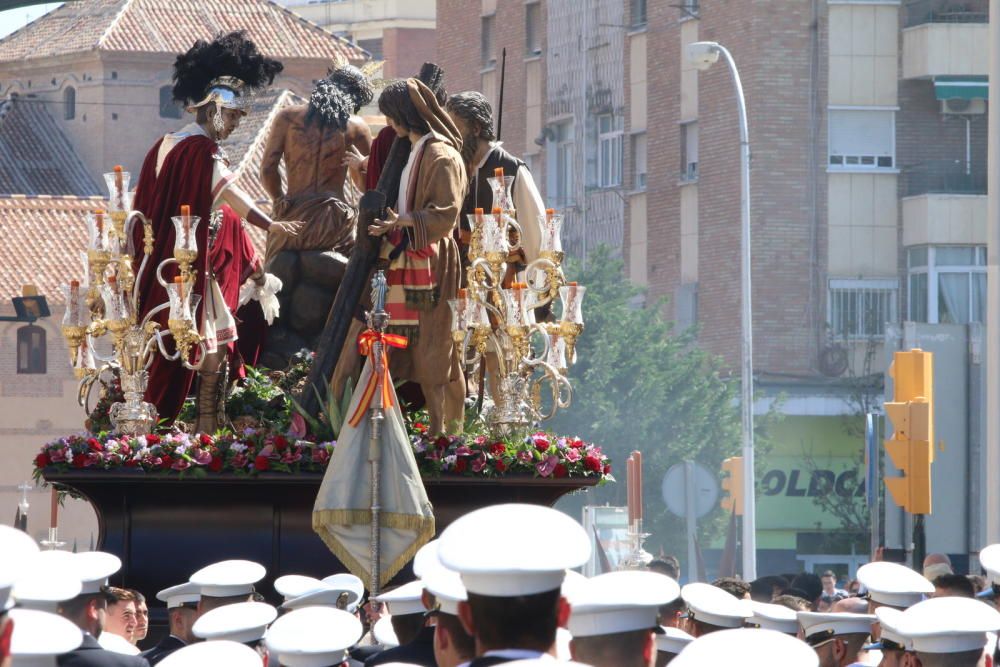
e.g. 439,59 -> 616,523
920,554 -> 953,582
0,525 -> 41,667
157,640 -> 261,667
9,608 -> 84,667
745,601 -> 799,636
654,627 -> 692,666
437,504 -> 591,666
566,570 -> 679,667
855,562 -> 933,613
188,560 -> 265,616
861,607 -> 910,667
56,552 -> 150,667
679,582 -> 751,637
894,596 -> 1000,667
266,607 -> 364,667
140,583 -> 200,666
670,628 -> 818,667
192,600 -> 276,661
798,611 -> 876,667
366,581 -> 435,667
422,567 -> 474,667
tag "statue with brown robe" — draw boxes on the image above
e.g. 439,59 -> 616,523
261,66 -> 374,262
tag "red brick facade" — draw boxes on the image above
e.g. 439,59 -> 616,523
382,27 -> 437,79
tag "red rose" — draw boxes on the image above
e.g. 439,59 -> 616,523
435,436 -> 449,449
35,452 -> 50,468
124,458 -> 139,468
87,438 -> 103,452
568,438 -> 585,449
603,464 -> 612,475
554,464 -> 568,478
160,455 -> 173,469
199,433 -> 213,446
583,455 -> 601,472
454,458 -> 468,473
490,443 -> 506,457
146,434 -> 161,445
254,455 -> 270,472
72,454 -> 85,468
274,435 -> 289,452
494,459 -> 507,473
209,457 -> 224,473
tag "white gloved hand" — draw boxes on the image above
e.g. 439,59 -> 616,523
237,273 -> 284,324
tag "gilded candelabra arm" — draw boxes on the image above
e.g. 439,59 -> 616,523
85,334 -> 118,365
524,255 -> 564,304
141,301 -> 171,331
470,257 -> 503,290
150,328 -> 206,371
78,363 -> 114,412
524,358 -> 573,421
155,257 -> 181,289
505,218 -> 524,253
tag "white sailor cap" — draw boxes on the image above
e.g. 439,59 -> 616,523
375,580 -> 426,616
321,574 -> 365,612
158,639 -> 262,667
746,601 -> 799,635
274,575 -> 325,602
568,571 -> 679,638
980,543 -> 1000,586
896,595 -> 1000,653
265,606 -> 362,667
73,552 -> 121,595
680,583 -> 752,629
422,567 -> 466,616
189,559 -> 265,598
156,582 -> 201,609
798,612 -> 876,646
503,661 -> 591,667
560,570 -> 588,599
864,606 -> 911,652
671,628 -> 819,667
656,626 -> 694,655
98,631 -> 141,655
0,526 -> 40,609
412,540 -> 441,580
437,504 -> 591,597
8,608 -> 83,666
281,587 -> 360,612
12,552 -> 82,613
856,561 -> 933,609
373,615 -> 399,647
192,601 -> 277,643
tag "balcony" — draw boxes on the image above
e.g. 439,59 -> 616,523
902,161 -> 987,246
902,1 -> 988,79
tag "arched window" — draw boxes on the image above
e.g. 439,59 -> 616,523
17,324 -> 46,374
159,85 -> 182,119
63,86 -> 75,120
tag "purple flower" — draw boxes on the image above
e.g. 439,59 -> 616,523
536,455 -> 559,478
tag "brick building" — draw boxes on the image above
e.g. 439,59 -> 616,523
436,0 -> 989,574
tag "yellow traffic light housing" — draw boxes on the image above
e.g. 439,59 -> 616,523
884,350 -> 934,515
720,456 -> 744,515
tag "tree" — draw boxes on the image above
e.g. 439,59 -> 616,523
552,247 -> 774,558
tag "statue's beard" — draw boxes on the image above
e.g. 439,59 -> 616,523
461,133 -> 479,171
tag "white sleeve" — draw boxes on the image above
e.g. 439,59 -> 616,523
513,165 -> 545,264
210,159 -> 236,207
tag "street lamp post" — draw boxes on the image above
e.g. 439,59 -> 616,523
986,0 -> 1000,547
686,41 -> 757,580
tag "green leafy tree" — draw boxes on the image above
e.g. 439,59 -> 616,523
552,247 -> 776,558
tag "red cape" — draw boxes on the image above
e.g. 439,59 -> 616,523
365,125 -> 396,191
132,134 -> 260,424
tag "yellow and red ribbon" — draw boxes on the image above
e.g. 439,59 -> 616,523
347,329 -> 408,427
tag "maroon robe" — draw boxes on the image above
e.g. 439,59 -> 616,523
365,125 -> 396,191
132,134 -> 260,424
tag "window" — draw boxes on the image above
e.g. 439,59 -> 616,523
632,132 -> 647,190
597,114 -> 622,188
481,14 -> 496,68
680,121 -> 698,181
525,2 -> 542,55
908,245 -> 987,324
680,0 -> 699,18
63,86 -> 75,120
828,109 -> 895,169
546,120 -> 575,207
828,279 -> 898,339
17,325 -> 46,374
631,0 -> 647,27
159,86 -> 182,119
358,37 -> 384,61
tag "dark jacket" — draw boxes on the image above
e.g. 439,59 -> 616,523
139,635 -> 185,666
58,634 -> 151,667
365,625 -> 437,667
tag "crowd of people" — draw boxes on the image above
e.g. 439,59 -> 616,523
4,504 -> 1000,666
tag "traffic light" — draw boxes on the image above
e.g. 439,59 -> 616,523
720,456 -> 744,515
884,349 -> 934,515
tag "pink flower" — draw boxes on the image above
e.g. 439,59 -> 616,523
258,445 -> 275,458
312,447 -> 329,464
190,448 -> 212,465
289,413 -> 307,438
281,450 -> 302,464
84,452 -> 101,467
472,456 -> 487,473
49,447 -> 69,463
536,455 -> 559,477
517,451 -> 533,464
171,458 -> 191,471
564,448 -> 581,463
232,453 -> 248,469
455,446 -> 473,457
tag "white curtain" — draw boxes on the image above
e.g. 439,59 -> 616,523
938,273 -> 969,324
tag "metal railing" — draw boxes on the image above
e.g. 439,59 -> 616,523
902,160 -> 987,196
904,0 -> 988,27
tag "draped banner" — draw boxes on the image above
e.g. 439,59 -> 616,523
312,358 -> 435,590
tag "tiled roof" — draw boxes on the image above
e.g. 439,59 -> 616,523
0,98 -> 101,197
0,195 -> 104,302
0,0 -> 368,63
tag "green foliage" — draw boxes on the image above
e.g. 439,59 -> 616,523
551,246 -> 777,557
290,377 -> 355,443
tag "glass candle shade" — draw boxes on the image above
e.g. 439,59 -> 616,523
467,296 -> 490,329
546,332 -> 567,370
101,279 -> 129,322
103,169 -> 132,212
74,338 -> 96,371
166,281 -> 199,321
171,215 -> 200,256
86,211 -> 111,252
449,295 -> 470,334
62,282 -> 86,328
503,284 -> 531,327
481,213 -> 509,254
559,284 -> 586,324
487,175 -> 515,212
540,211 -> 564,254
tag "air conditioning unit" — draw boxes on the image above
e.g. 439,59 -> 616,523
941,98 -> 986,115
